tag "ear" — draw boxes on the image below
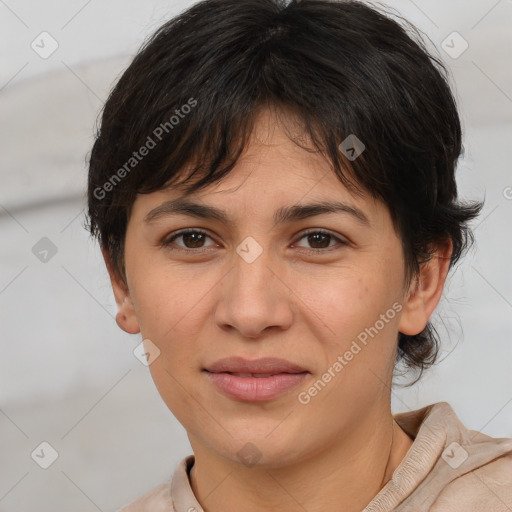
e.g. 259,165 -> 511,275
101,247 -> 140,335
398,240 -> 453,336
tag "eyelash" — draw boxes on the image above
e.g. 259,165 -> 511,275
161,228 -> 347,255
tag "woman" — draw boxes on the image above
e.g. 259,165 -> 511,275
87,0 -> 512,510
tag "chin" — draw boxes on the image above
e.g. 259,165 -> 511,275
208,431 -> 314,470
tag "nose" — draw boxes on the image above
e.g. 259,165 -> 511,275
214,246 -> 294,339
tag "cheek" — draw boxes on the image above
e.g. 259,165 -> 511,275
297,273 -> 402,412
128,254 -> 204,335
134,268 -> 209,422
128,260 -> 221,385
297,270 -> 395,339
299,267 -> 403,382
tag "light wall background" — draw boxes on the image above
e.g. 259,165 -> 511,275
0,1 -> 511,511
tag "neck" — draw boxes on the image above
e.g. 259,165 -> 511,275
188,411 -> 413,512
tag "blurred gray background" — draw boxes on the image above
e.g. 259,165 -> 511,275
0,0 -> 511,510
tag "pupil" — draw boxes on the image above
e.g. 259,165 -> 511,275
181,233 -> 330,249
309,233 -> 329,248
184,233 -> 205,248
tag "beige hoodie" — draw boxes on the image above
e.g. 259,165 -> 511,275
118,402 -> 512,511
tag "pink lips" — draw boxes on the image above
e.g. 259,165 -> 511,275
204,357 -> 309,402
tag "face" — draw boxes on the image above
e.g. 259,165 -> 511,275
109,108 -> 446,468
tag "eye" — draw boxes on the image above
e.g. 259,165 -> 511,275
161,228 -> 347,254
293,229 -> 347,253
161,229 -> 217,251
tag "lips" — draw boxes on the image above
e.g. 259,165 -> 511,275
229,373 -> 276,378
204,356 -> 307,375
203,357 -> 309,402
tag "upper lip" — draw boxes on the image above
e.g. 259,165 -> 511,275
204,357 -> 308,374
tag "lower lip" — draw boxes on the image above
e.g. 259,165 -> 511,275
204,371 -> 308,402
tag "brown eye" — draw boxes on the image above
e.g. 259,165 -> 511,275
306,233 -> 331,249
294,229 -> 347,253
162,229 -> 216,251
181,232 -> 207,248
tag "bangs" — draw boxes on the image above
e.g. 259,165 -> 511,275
137,101 -> 364,199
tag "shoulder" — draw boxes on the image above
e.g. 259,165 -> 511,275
392,402 -> 512,512
430,451 -> 512,511
117,481 -> 173,512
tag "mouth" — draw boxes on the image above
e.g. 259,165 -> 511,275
220,372 -> 286,378
204,356 -> 308,375
203,357 -> 309,402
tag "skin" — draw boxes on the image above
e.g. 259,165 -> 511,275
105,107 -> 452,512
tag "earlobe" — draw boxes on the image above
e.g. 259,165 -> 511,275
398,241 -> 452,336
115,296 -> 141,335
101,248 -> 141,335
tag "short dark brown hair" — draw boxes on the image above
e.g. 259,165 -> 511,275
87,0 -> 482,383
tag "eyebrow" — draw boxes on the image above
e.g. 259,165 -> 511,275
144,198 -> 370,227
